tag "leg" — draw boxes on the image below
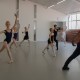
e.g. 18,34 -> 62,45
62,48 -> 80,70
13,39 -> 17,47
42,44 -> 49,55
63,39 -> 66,46
50,43 -> 56,57
62,37 -> 66,46
28,39 -> 30,45
19,39 -> 24,46
10,41 -> 14,48
4,42 -> 13,63
0,43 -> 5,53
54,37 -> 58,50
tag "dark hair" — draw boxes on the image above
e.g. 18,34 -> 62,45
49,28 -> 52,32
54,24 -> 57,28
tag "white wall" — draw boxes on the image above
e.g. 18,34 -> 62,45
0,0 -> 66,42
19,0 -> 66,41
0,0 -> 16,42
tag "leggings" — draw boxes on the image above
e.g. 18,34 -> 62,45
63,47 -> 80,67
54,36 -> 58,50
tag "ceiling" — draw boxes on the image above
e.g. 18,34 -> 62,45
29,0 -> 63,7
28,0 -> 80,14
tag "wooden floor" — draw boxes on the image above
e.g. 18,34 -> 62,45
0,42 -> 80,80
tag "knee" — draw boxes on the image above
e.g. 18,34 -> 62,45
3,41 -> 8,48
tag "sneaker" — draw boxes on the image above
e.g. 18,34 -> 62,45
62,67 -> 70,71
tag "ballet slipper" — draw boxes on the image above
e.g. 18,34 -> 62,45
42,51 -> 45,55
8,60 -> 14,64
53,53 -> 56,57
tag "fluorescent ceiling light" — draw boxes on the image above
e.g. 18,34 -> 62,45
48,0 -> 66,9
48,5 -> 55,9
57,0 -> 66,5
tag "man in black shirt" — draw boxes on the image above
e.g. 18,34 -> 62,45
54,25 -> 58,50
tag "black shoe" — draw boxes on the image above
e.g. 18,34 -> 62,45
62,67 -> 70,71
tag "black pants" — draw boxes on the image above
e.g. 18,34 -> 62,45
54,36 -> 58,50
63,47 -> 80,67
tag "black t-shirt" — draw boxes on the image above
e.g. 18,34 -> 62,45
54,29 -> 57,37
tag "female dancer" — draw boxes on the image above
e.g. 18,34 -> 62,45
61,27 -> 66,45
62,32 -> 80,70
0,15 -> 17,63
19,24 -> 30,46
42,28 -> 56,56
10,14 -> 19,48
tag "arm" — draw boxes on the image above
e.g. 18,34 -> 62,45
12,14 -> 18,29
22,32 -> 25,33
0,30 -> 5,34
28,24 -> 30,30
54,28 -> 57,31
22,30 -> 26,33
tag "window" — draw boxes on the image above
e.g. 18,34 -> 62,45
72,14 -> 76,21
77,13 -> 80,20
72,21 -> 76,29
69,15 -> 72,21
67,13 -> 80,29
77,21 -> 80,29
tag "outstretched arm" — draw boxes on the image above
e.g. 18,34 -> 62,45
28,24 -> 30,30
12,14 -> 18,29
0,30 -> 5,34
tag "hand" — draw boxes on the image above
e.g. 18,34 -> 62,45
28,24 -> 30,28
14,14 -> 17,18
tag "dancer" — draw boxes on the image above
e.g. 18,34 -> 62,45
19,24 -> 30,46
62,32 -> 80,70
42,28 -> 56,56
0,15 -> 17,63
54,25 -> 59,50
61,27 -> 66,46
10,14 -> 19,48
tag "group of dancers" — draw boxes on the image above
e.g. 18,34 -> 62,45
0,14 -> 80,72
42,24 -> 80,71
42,24 -> 66,56
0,14 -> 30,63
42,25 -> 59,57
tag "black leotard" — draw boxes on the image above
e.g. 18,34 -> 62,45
54,29 -> 57,37
13,32 -> 18,40
4,29 -> 12,44
24,31 -> 29,40
48,33 -> 54,44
